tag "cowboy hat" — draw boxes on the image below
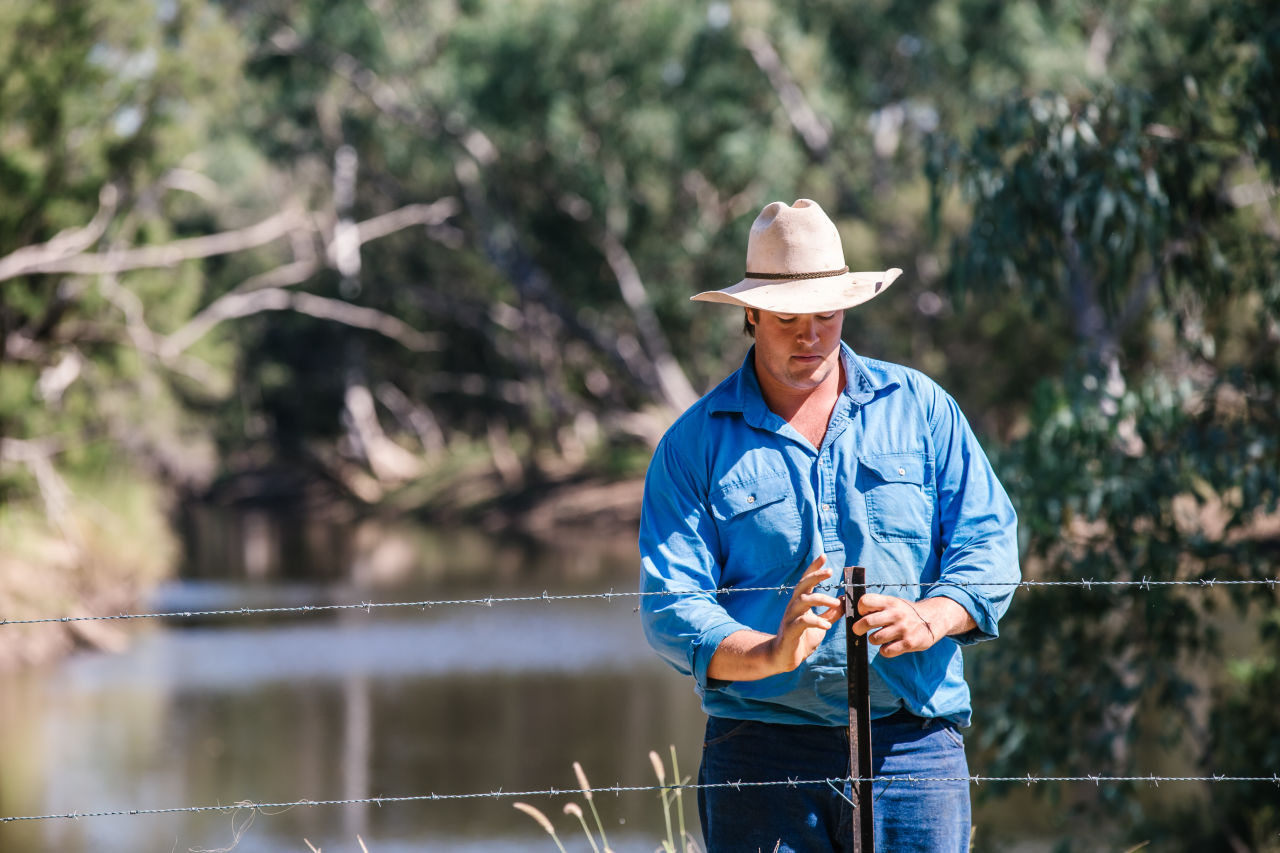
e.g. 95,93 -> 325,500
691,198 -> 901,313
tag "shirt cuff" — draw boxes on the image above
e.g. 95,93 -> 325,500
691,619 -> 750,691
926,586 -> 1000,645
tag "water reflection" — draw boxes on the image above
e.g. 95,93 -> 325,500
58,604 -> 664,690
0,515 -> 708,853
1,609 -> 706,852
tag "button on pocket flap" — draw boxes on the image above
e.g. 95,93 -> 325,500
859,453 -> 925,485
710,476 -> 789,521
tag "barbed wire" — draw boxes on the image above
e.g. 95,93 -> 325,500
3,583 -> 1277,832
1,577 -> 1275,628
3,773 -> 1277,825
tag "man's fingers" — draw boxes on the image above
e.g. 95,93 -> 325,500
798,592 -> 842,610
789,593 -> 842,627
772,557 -> 848,667
856,592 -> 893,614
877,641 -> 905,658
779,607 -> 834,645
852,611 -> 901,639
805,603 -> 844,627
797,611 -> 833,630
797,565 -> 833,594
860,619 -> 902,642
854,608 -> 896,630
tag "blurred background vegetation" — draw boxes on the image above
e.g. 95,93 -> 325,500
1,0 -> 1277,848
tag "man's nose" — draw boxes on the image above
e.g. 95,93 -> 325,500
796,317 -> 819,343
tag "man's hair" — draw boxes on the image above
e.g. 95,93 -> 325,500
743,308 -> 756,338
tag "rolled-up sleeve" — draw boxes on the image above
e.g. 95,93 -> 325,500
639,432 -> 748,691
924,383 -> 1021,644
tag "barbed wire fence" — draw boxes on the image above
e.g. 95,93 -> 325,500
1,576 -> 1277,830
3,774 -> 1279,826
2,577 -> 1275,627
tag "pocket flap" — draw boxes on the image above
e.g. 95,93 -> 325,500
710,475 -> 790,521
858,453 -> 926,485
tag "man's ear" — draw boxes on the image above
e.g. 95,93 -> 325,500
743,308 -> 757,338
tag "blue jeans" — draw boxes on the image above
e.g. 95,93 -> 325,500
697,712 -> 971,852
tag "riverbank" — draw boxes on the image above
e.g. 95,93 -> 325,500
0,459 -> 647,671
0,474 -> 178,670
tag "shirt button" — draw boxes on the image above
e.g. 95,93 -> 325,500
821,503 -> 830,512
897,467 -> 906,476
746,495 -> 755,504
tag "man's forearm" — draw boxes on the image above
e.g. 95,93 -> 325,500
706,558 -> 845,682
706,629 -> 785,681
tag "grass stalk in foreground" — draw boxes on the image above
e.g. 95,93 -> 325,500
563,801 -> 599,853
650,749 -> 675,852
573,760 -> 613,852
514,749 -> 702,853
513,802 -> 568,853
670,744 -> 695,851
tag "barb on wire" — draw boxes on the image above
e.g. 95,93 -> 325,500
1,578 -> 1275,629
2,774 -> 1277,825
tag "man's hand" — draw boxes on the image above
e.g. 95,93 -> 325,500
707,554 -> 845,681
766,555 -> 846,672
851,594 -> 975,658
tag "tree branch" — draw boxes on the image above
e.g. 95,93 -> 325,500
0,438 -> 76,543
160,199 -> 458,358
343,378 -> 424,483
160,287 -> 440,359
0,207 -> 308,281
354,198 -> 461,245
0,185 -> 120,282
741,28 -> 831,160
596,229 -> 700,413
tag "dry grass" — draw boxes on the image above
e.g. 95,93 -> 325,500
515,747 -> 703,853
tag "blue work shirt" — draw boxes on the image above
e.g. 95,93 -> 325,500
639,342 -> 1020,727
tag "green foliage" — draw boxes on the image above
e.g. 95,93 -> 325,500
0,0 -> 249,483
934,88 -> 1169,312
932,0 -> 1280,845
977,367 -> 1279,768
1198,614 -> 1280,849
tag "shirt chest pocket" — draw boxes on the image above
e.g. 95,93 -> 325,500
858,453 -> 933,543
709,474 -> 802,572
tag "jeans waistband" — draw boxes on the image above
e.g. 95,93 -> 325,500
877,708 -> 936,727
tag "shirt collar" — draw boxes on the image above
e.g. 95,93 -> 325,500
841,342 -> 898,404
707,341 -> 897,417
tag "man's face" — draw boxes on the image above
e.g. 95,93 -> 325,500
747,308 -> 844,395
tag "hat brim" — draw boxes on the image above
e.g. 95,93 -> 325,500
691,268 -> 902,313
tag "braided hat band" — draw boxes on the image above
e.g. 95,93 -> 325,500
744,266 -> 849,281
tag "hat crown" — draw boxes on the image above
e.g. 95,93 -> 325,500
745,199 -> 846,276
689,196 -> 901,313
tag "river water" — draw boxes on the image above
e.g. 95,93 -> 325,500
0,516 -> 709,853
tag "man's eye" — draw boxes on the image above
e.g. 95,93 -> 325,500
777,315 -> 797,323
817,313 -> 837,321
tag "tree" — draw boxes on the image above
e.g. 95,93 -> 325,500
1,0 -> 250,511
929,0 -> 1280,846
0,0 -> 458,663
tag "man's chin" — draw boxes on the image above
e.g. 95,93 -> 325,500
787,366 -> 834,388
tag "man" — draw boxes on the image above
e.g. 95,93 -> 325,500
639,198 -> 1019,852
